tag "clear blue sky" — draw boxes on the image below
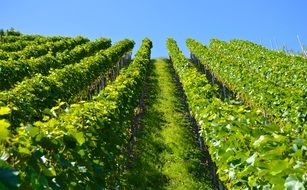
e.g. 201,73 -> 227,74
1,0 -> 307,57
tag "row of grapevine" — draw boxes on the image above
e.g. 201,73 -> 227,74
0,39 -> 134,127
0,38 -> 111,91
0,31 -> 70,43
229,38 -> 307,83
0,36 -> 89,61
187,39 -> 306,128
0,35 -> 71,52
167,38 -> 306,189
0,38 -> 152,189
0,41 -> 31,52
227,39 -> 306,120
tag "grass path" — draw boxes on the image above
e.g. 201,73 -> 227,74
124,59 -> 212,189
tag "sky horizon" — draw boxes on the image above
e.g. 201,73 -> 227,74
1,0 -> 307,57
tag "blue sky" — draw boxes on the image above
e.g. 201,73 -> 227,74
1,0 -> 307,57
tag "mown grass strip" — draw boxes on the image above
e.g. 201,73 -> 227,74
124,59 -> 212,189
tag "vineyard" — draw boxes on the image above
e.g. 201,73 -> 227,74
0,31 -> 306,189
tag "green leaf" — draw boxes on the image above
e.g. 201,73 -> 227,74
0,120 -> 10,142
74,132 -> 85,145
248,175 -> 257,187
270,176 -> 284,189
269,159 -> 290,176
18,147 -> 31,155
0,107 -> 11,116
78,149 -> 85,157
0,120 -> 10,129
42,116 -> 50,122
28,127 -> 40,137
42,166 -> 56,177
284,175 -> 305,190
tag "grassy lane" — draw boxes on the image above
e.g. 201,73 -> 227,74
124,59 -> 212,189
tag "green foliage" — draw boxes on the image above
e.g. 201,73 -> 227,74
0,33 -> 68,43
0,39 -> 134,127
0,107 -> 11,115
0,36 -> 89,61
0,40 -> 31,52
0,34 -> 73,52
167,38 -> 307,189
0,29 -> 4,37
187,38 -> 307,128
0,107 -> 11,142
5,29 -> 21,36
0,38 -> 111,91
0,30 -> 305,189
0,38 -> 152,189
0,120 -> 10,142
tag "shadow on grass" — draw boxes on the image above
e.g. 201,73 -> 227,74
123,59 -> 169,190
123,59 -> 212,189
164,58 -> 213,187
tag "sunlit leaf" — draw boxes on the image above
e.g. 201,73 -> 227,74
0,120 -> 10,142
0,107 -> 11,116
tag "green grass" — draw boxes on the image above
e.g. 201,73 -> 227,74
123,59 -> 212,189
